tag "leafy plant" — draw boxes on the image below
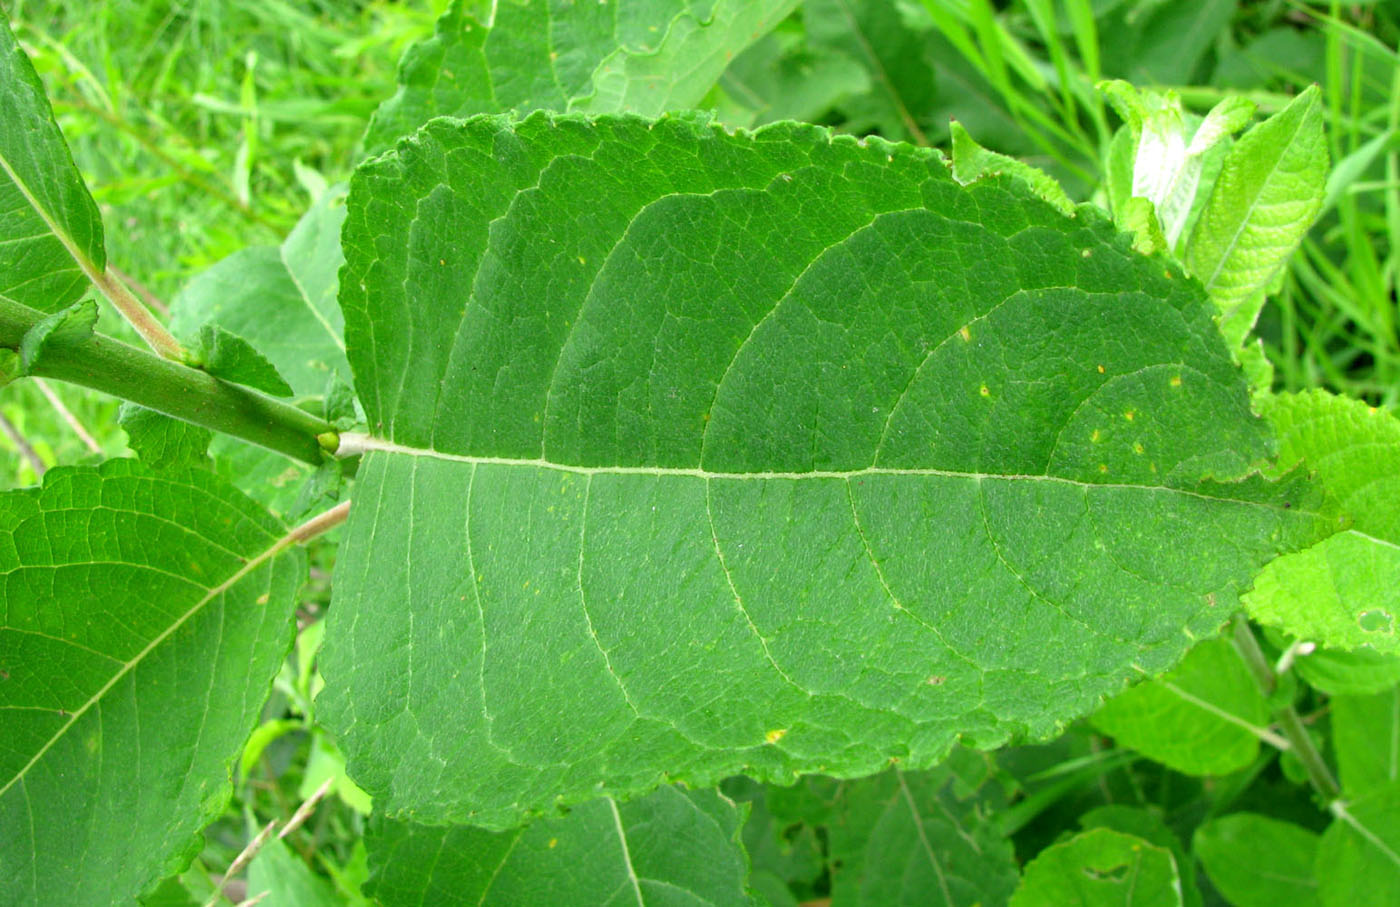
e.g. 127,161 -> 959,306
2,1 -> 1399,905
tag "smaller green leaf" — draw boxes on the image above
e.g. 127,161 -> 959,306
192,324 -> 294,397
712,22 -> 870,128
1246,392 -> 1400,654
1185,86 -> 1327,348
120,403 -> 213,471
0,16 -> 106,313
1010,828 -> 1181,907
1079,807 -> 1201,907
1333,687 -> 1400,798
1292,644 -> 1400,696
1193,813 -> 1321,907
1317,784 -> 1400,907
1120,197 -> 1168,256
19,299 -> 97,372
364,787 -> 752,907
950,121 -> 1075,216
1092,637 -> 1271,775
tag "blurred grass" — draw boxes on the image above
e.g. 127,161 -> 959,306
1,0 -> 442,482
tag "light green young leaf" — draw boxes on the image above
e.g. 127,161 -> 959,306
18,298 -> 97,371
191,324 -> 294,397
169,187 -> 349,398
1246,391 -> 1400,654
365,0 -> 797,153
1010,828 -> 1181,907
1185,86 -> 1327,348
1091,637 -> 1272,776
1317,784 -> 1400,907
950,121 -> 1075,216
321,113 -> 1331,829
0,17 -> 105,313
363,787 -> 751,906
1193,813 -> 1321,907
1333,687 -> 1400,798
826,767 -> 1018,906
0,460 -> 304,906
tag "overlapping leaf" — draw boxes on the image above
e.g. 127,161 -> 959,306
0,460 -> 304,905
320,113 -> 1331,828
1246,391 -> 1400,654
365,0 -> 797,152
364,787 -> 751,906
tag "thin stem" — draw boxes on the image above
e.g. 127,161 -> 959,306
1,296 -> 331,465
33,377 -> 101,453
1231,614 -> 1342,801
0,412 -> 47,476
90,264 -> 185,360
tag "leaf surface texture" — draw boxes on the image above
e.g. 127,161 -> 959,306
321,113 -> 1330,827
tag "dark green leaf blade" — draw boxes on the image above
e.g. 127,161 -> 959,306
1193,813 -> 1321,907
0,17 -> 105,312
0,460 -> 304,905
826,767 -> 1018,906
322,113 -> 1331,828
364,787 -> 752,906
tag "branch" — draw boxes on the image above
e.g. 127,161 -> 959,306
1,296 -> 332,465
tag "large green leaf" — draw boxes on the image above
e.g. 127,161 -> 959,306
1184,87 -> 1327,348
1090,637 -> 1271,776
320,113 -> 1330,829
0,459 -> 304,905
363,787 -> 752,906
365,0 -> 797,153
0,16 -> 105,312
1245,391 -> 1400,654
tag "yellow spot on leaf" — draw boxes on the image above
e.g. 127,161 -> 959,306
765,728 -> 787,744
1090,429 -> 1101,442
1097,364 -> 1105,374
1123,410 -> 1135,421
1099,464 -> 1109,474
979,384 -> 990,397
1133,442 -> 1145,455
958,325 -> 971,342
1081,248 -> 1092,258
1170,375 -> 1182,387
438,259 -> 446,266
578,256 -> 586,265
548,838 -> 558,848
256,593 -> 269,605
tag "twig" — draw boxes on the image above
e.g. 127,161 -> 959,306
203,819 -> 277,907
33,378 -> 101,453
1231,614 -> 1341,800
0,412 -> 46,476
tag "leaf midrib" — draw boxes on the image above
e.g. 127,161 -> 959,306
341,433 -> 1301,512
